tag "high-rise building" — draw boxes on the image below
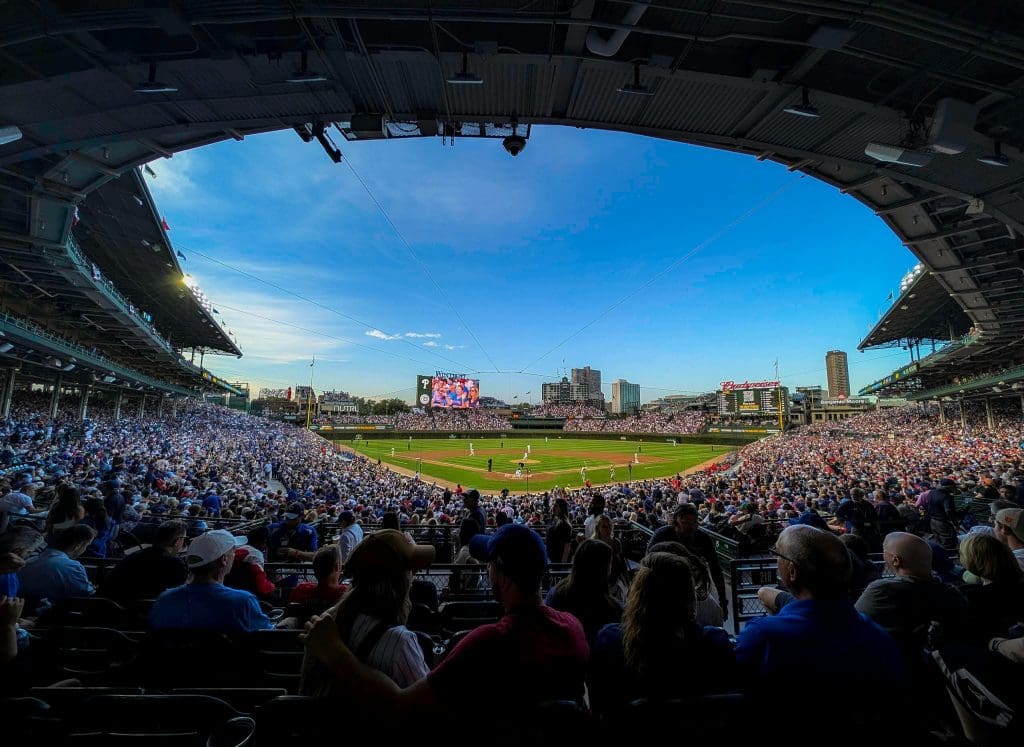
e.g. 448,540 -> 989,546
825,351 -> 850,398
571,366 -> 603,402
611,379 -> 641,414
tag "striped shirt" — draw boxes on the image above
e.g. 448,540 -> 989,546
349,613 -> 429,688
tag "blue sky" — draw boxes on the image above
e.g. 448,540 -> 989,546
145,126 -> 917,404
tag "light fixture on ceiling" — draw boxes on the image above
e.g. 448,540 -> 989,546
141,239 -> 150,247
617,62 -> 654,96
864,142 -> 932,168
0,342 -> 13,354
287,50 -> 328,84
977,140 -> 1010,167
0,125 -> 23,146
446,51 -> 483,85
135,63 -> 178,94
47,356 -> 62,368
103,375 -> 116,383
783,86 -> 820,118
63,363 -> 76,372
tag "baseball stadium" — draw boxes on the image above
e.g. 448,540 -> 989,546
1,3 -> 1024,744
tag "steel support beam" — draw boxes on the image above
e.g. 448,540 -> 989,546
0,368 -> 15,418
48,374 -> 62,418
78,384 -> 90,420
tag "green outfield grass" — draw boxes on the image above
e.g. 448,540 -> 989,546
333,436 -> 724,492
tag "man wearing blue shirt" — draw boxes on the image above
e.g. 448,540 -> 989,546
17,524 -> 96,602
150,529 -> 273,633
268,504 -> 318,561
738,526 -> 905,702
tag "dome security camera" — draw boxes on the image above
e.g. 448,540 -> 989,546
502,134 -> 526,156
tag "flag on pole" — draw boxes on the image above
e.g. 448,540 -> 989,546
161,217 -> 170,231
886,291 -> 894,301
176,250 -> 186,260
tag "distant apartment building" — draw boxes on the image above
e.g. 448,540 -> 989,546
611,379 -> 641,414
825,350 -> 851,398
571,366 -> 603,403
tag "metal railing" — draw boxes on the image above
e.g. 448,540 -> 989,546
0,309 -> 196,396
65,234 -> 176,353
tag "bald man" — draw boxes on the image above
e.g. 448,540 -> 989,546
737,526 -> 905,700
855,532 -> 966,652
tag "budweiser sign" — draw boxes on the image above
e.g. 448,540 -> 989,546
720,380 -> 780,391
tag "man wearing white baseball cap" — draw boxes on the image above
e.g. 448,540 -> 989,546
149,529 -> 274,632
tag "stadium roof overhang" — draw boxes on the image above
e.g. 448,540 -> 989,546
2,1 -> 1024,390
859,269 -> 972,350
75,169 -> 240,354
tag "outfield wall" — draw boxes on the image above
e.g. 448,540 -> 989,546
315,428 -> 762,447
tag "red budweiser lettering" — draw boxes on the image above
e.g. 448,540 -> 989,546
720,380 -> 780,391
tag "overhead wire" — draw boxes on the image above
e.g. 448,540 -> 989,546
518,177 -> 802,375
340,151 -> 502,373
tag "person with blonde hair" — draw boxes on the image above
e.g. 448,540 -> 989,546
958,532 -> 1024,641
588,552 -> 736,715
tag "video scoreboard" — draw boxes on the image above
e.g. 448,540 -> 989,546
717,380 -> 789,416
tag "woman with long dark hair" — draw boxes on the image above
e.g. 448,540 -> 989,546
80,496 -> 118,558
300,530 -> 434,697
589,552 -> 737,715
545,539 -> 622,644
45,484 -> 85,538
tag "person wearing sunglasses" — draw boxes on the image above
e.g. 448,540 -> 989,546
736,526 -> 905,706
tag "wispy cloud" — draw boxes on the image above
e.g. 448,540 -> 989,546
366,329 -> 400,341
444,344 -> 466,351
404,332 -> 442,339
422,341 -> 440,348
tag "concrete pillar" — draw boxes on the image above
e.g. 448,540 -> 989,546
78,385 -> 91,420
960,401 -> 966,427
938,401 -> 946,424
985,397 -> 994,429
139,395 -> 146,418
114,389 -> 123,419
0,368 -> 15,419
48,374 -> 63,418
157,395 -> 165,416
1020,393 -> 1024,415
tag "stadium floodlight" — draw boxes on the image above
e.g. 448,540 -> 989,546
446,51 -> 483,85
0,125 -> 22,146
977,141 -> 1010,167
617,62 -> 654,96
135,63 -> 178,94
783,86 -> 820,118
864,142 -> 932,168
287,51 -> 328,84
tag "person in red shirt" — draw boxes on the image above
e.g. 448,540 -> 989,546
302,524 -> 589,722
289,545 -> 349,606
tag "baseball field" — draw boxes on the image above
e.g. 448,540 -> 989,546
334,436 -> 727,493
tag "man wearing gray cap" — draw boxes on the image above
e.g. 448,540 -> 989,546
149,529 -> 273,632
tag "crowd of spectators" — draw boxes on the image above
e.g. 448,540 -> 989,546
564,410 -> 706,434
528,403 -> 607,418
2,394 -> 1023,738
394,409 -> 511,431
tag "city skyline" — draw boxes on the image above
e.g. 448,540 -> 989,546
146,126 -> 918,404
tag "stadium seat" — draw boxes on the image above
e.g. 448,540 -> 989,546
139,630 -> 245,689
64,694 -> 254,746
173,688 -> 288,715
29,686 -> 144,717
255,695 -> 332,745
438,600 -> 503,634
2,696 -> 62,742
34,627 -> 140,684
35,596 -> 145,629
